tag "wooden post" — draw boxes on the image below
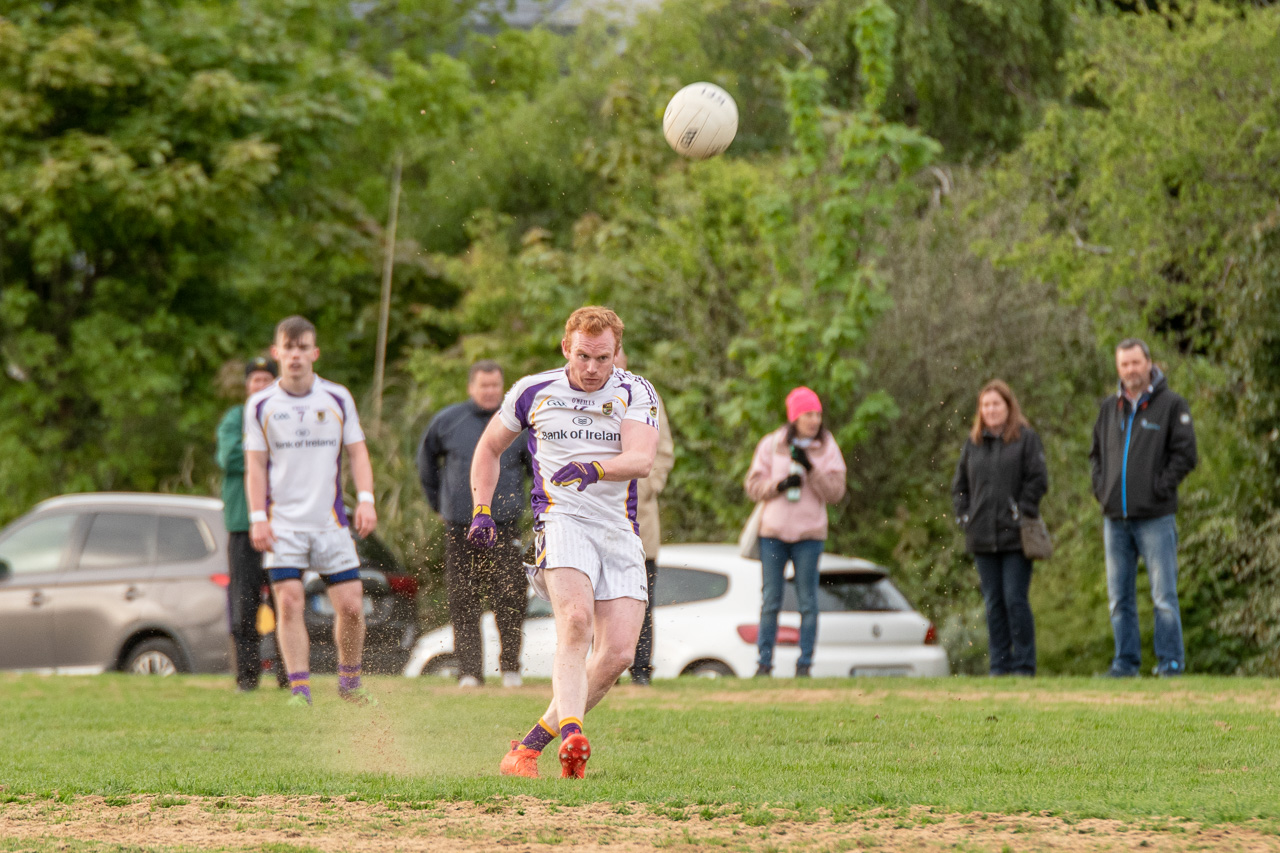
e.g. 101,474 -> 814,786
372,152 -> 403,425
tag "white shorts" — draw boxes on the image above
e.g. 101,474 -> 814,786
264,526 -> 360,574
528,514 -> 647,603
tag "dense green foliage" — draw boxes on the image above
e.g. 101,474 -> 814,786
2,0 -> 1279,674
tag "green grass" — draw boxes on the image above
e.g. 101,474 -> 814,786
0,673 -> 1276,823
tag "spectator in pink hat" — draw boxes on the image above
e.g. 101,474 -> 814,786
744,387 -> 847,677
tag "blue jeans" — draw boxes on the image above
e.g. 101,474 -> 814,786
1104,515 -> 1185,675
757,537 -> 824,670
973,551 -> 1036,676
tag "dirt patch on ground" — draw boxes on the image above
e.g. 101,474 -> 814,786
2,795 -> 1279,852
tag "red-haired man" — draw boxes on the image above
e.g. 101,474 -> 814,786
469,306 -> 659,779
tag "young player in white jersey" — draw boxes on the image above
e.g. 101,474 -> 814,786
244,315 -> 378,707
468,306 -> 659,779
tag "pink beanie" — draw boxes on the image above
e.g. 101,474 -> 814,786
785,386 -> 822,423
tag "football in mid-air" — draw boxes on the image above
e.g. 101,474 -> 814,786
662,82 -> 738,160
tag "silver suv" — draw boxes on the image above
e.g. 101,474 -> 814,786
0,493 -> 231,674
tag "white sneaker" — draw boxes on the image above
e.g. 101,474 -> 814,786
457,675 -> 481,688
501,671 -> 523,688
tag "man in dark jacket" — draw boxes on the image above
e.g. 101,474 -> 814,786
216,354 -> 278,691
1089,338 -> 1197,677
418,360 -> 531,687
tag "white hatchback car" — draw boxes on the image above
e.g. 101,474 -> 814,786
405,543 -> 949,679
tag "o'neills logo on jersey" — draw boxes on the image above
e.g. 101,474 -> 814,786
539,428 -> 621,442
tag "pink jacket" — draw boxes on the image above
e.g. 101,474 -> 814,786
744,426 -> 847,543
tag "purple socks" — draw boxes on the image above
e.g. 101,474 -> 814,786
519,718 -> 559,752
338,664 -> 361,693
289,671 -> 311,704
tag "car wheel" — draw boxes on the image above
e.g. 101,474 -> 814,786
422,654 -> 459,679
682,660 -> 735,679
124,638 -> 186,676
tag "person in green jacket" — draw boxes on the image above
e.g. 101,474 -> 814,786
218,355 -> 278,690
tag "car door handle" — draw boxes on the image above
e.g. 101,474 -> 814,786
124,586 -> 143,601
30,591 -> 47,607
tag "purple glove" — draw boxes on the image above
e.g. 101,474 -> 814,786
467,505 -> 497,548
550,461 -> 604,492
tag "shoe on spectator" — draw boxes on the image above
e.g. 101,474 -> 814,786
753,665 -> 772,678
630,671 -> 651,686
795,665 -> 811,678
502,672 -> 523,688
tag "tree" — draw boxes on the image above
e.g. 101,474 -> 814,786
0,1 -> 391,521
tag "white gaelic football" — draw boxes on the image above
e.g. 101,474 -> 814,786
662,82 -> 738,160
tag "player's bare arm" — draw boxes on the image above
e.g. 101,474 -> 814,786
346,440 -> 377,538
468,416 -> 520,547
597,420 -> 659,481
245,449 -> 275,552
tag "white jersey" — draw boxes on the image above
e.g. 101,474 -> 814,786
500,366 -> 659,532
244,375 -> 365,531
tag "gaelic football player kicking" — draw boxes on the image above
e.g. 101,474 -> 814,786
245,316 -> 379,707
469,306 -> 660,779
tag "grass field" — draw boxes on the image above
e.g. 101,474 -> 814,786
1,673 -> 1278,851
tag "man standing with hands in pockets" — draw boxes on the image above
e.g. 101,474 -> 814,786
468,306 -> 659,779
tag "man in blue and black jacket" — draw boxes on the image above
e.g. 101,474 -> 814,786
1089,338 -> 1197,678
418,360 -> 531,687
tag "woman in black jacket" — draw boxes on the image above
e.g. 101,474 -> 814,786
951,380 -> 1049,676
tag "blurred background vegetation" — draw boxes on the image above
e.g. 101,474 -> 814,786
2,0 -> 1279,675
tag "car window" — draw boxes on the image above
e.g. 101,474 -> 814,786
782,574 -> 910,613
77,513 -> 156,570
0,514 -> 78,576
156,515 -> 214,563
653,567 -> 729,607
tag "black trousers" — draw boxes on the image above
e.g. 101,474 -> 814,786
974,550 -> 1036,676
227,531 -> 268,689
630,558 -> 658,679
444,521 -> 527,681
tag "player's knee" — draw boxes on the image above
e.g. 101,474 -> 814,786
273,584 -> 304,614
559,606 -> 594,643
335,598 -> 364,623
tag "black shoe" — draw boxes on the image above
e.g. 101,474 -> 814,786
753,665 -> 772,678
630,671 -> 651,686
795,665 -> 811,678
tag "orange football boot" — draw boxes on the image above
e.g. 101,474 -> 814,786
558,733 -> 591,779
500,740 -> 540,779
